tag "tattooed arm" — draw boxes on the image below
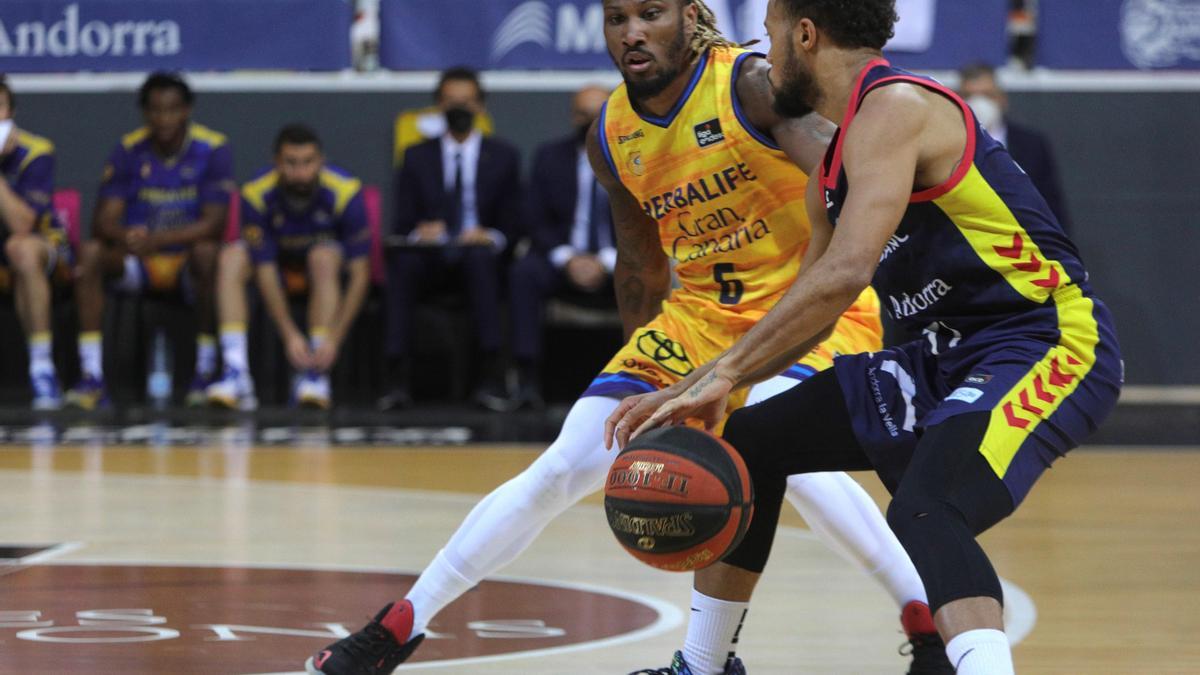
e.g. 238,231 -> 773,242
586,117 -> 671,339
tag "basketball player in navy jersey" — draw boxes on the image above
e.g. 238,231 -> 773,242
609,1 -> 1122,673
306,2 -> 953,674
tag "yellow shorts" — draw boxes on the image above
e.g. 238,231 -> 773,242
138,253 -> 189,293
583,288 -> 883,422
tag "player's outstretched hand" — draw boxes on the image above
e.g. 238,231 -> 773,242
605,388 -> 674,450
605,370 -> 735,450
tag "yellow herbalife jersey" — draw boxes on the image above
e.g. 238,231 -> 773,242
587,47 -> 881,399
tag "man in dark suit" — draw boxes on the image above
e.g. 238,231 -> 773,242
959,63 -> 1071,234
508,86 -> 615,409
380,67 -> 522,411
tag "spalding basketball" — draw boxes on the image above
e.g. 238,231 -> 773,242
604,426 -> 754,572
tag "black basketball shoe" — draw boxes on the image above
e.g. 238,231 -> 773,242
306,600 -> 425,675
900,600 -> 955,674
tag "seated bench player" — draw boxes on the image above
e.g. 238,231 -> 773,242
207,124 -> 371,410
0,76 -> 73,409
67,72 -> 233,409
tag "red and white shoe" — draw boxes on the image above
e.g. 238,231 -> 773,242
305,600 -> 424,675
900,600 -> 955,674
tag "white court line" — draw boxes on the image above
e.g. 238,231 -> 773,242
9,474 -> 1039,661
40,558 -> 683,675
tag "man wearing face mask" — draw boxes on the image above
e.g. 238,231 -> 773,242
380,67 -> 522,411
959,63 -> 1070,234
507,85 -> 618,410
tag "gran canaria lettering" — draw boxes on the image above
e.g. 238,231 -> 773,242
888,278 -> 953,318
642,163 -> 758,221
670,206 -> 771,263
609,512 -> 696,537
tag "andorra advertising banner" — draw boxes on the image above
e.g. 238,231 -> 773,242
1038,0 -> 1200,69
0,0 -> 352,73
379,0 -> 1007,71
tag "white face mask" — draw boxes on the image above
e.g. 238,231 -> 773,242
967,95 -> 1003,134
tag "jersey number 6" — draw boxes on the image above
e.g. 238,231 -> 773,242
714,263 -> 744,305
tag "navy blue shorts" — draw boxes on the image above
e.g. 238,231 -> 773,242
834,290 -> 1122,505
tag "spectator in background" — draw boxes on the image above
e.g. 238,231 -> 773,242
66,72 -> 233,410
507,85 -> 615,410
0,76 -> 72,409
379,67 -> 522,412
959,63 -> 1071,233
206,124 -> 371,411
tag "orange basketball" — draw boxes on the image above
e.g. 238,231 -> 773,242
604,426 -> 754,572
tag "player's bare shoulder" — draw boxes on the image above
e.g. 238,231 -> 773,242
585,116 -> 621,192
733,54 -> 835,173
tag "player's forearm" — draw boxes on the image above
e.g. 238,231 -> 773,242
614,257 -> 670,339
329,262 -> 371,342
152,219 -> 223,249
255,266 -> 302,340
0,180 -> 36,235
734,322 -> 836,388
717,262 -> 867,389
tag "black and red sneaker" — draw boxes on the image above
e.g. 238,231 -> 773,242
899,600 -> 955,674
306,600 -> 425,675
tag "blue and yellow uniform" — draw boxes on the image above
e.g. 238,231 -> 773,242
822,60 -> 1123,504
99,123 -> 234,292
240,164 -> 369,295
585,46 -> 883,417
0,129 -> 72,288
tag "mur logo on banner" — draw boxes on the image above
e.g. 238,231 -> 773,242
1120,0 -> 1200,68
491,1 -> 605,63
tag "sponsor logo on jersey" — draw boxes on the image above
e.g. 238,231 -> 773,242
694,118 -> 725,148
618,129 -> 644,145
879,234 -> 910,262
888,279 -> 953,319
628,151 -> 646,177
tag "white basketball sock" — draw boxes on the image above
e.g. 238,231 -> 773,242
682,590 -> 748,675
220,323 -> 248,373
406,549 -> 473,636
748,375 -> 928,609
945,629 -> 1014,674
404,396 -> 619,632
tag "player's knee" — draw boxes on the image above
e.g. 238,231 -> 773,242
218,242 -> 248,273
190,240 -> 219,275
520,450 -> 582,514
307,244 -> 342,281
885,487 -> 941,541
77,240 -> 104,276
5,235 -> 43,275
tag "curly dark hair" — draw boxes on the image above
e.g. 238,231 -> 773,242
138,72 -> 193,109
778,0 -> 898,50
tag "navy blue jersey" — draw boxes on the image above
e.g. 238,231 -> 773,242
820,59 -> 1088,345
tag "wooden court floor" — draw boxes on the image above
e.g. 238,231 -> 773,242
0,443 -> 1194,674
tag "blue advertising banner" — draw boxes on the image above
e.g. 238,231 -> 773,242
0,1 -> 352,73
380,0 -> 1008,71
1039,0 -> 1200,69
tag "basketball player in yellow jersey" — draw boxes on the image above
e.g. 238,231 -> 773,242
305,3 -> 950,674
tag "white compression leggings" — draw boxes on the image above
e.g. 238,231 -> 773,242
424,376 -> 915,615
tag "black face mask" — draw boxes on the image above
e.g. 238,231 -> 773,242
445,106 -> 476,135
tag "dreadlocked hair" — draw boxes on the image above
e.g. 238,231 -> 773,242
687,0 -> 740,55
